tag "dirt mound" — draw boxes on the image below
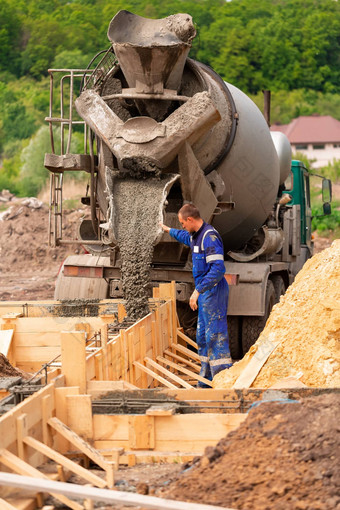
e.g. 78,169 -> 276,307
0,201 -> 85,299
214,240 -> 340,389
0,353 -> 32,379
162,394 -> 340,509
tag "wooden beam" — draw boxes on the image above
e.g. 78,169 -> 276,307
0,473 -> 237,510
233,341 -> 279,389
171,343 -> 200,362
177,329 -> 198,350
47,417 -> 114,488
144,357 -> 194,389
157,356 -> 212,387
0,449 -> 83,510
133,361 -> 177,389
164,349 -> 200,372
47,417 -> 107,471
23,435 -> 106,488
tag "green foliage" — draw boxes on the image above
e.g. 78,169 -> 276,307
0,0 -> 339,215
312,201 -> 340,234
251,89 -> 340,124
17,126 -> 86,196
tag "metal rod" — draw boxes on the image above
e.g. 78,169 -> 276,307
66,70 -> 74,154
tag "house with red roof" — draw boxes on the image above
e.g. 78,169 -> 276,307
270,115 -> 340,168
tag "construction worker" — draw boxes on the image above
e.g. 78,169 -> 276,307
160,203 -> 232,386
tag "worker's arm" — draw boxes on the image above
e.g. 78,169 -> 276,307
159,223 -> 191,247
195,233 -> 225,294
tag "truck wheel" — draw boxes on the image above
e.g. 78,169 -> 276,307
227,316 -> 242,360
241,279 -> 276,355
272,275 -> 286,303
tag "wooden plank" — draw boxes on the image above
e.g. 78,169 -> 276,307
171,343 -> 200,362
92,413 -> 246,447
61,331 -> 86,393
41,395 -> 53,447
0,449 -> 83,510
157,356 -> 212,387
164,349 -> 200,373
100,325 -> 109,380
23,435 -> 106,488
0,329 -> 14,356
133,361 -> 177,389
0,498 -> 18,510
54,386 -> 80,453
177,329 -> 198,350
144,357 -> 194,389
128,416 -> 155,450
66,395 -> 93,440
47,417 -> 108,472
233,341 -> 279,389
0,472 -> 236,510
16,414 -> 28,462
139,326 -> 148,388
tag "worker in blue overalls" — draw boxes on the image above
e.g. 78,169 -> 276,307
160,203 -> 232,386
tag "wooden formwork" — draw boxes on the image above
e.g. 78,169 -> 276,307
0,282 -> 337,509
0,282 -> 208,389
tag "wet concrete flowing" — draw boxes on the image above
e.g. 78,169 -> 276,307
109,173 -> 177,322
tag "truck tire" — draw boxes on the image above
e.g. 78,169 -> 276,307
227,316 -> 242,360
241,279 -> 276,355
272,275 -> 286,303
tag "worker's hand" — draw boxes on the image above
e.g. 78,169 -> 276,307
159,222 -> 170,233
189,289 -> 200,311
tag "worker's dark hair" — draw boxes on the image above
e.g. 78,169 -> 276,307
178,203 -> 201,220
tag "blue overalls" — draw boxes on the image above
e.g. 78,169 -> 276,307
169,222 -> 232,386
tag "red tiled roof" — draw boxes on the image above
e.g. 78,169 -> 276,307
270,115 -> 340,144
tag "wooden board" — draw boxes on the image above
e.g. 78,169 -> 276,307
0,329 -> 14,356
0,472 -> 237,510
233,341 -> 279,389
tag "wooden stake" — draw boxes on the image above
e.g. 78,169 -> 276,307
139,326 -> 148,388
61,331 -> 87,393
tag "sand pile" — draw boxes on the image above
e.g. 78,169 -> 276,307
214,240 -> 340,389
162,394 -> 340,509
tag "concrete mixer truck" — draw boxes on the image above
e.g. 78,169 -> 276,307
44,11 -> 332,357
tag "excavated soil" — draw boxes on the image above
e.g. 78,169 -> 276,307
214,239 -> 340,389
0,201 -> 85,300
162,394 -> 340,510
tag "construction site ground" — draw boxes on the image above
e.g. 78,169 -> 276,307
0,187 -> 339,510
